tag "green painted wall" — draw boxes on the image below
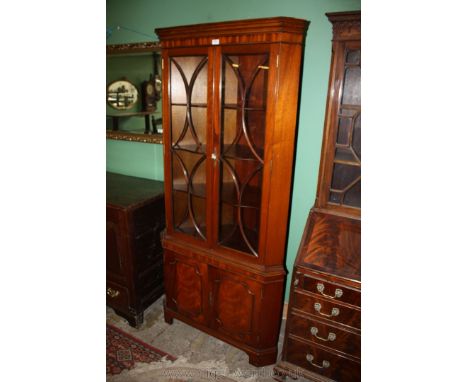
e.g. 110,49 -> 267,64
106,0 -> 361,300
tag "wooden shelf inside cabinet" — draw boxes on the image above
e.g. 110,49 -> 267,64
223,103 -> 266,111
222,144 -> 264,162
173,182 -> 207,199
220,183 -> 261,208
171,102 -> 208,108
172,182 -> 261,208
174,221 -> 207,238
218,224 -> 259,255
172,143 -> 207,155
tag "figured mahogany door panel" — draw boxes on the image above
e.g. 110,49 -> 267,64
164,251 -> 208,324
298,211 -> 361,281
285,336 -> 360,382
210,269 -> 261,345
168,52 -> 211,242
215,45 -> 271,258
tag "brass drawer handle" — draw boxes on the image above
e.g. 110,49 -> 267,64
306,354 -> 330,369
310,326 -> 336,342
317,283 -> 343,299
107,287 -> 120,298
314,302 -> 339,318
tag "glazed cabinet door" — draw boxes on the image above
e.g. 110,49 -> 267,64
213,44 -> 273,259
164,48 -> 214,245
318,39 -> 361,215
164,250 -> 209,325
209,268 -> 262,345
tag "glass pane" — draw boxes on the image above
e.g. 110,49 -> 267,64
329,163 -> 361,208
170,55 -> 208,240
329,46 -> 361,209
346,49 -> 360,65
218,52 -> 268,256
336,116 -> 352,145
352,113 -> 361,159
342,67 -> 361,105
343,180 -> 361,207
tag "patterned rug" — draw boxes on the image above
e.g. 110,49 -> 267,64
108,356 -> 254,382
106,323 -> 176,375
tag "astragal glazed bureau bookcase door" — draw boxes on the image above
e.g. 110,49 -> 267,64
156,17 -> 309,366
275,11 -> 361,381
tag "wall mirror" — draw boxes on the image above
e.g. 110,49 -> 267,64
106,42 -> 163,144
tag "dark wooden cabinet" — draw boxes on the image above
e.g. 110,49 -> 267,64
275,11 -> 361,381
156,17 -> 309,366
106,172 -> 165,327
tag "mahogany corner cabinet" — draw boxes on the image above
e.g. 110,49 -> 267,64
155,17 -> 309,366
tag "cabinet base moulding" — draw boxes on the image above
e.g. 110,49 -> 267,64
163,300 -> 278,367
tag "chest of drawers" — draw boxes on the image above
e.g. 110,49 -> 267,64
106,172 -> 165,327
275,211 -> 361,381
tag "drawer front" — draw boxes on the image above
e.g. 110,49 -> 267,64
288,313 -> 360,358
294,272 -> 360,307
285,337 -> 360,382
106,281 -> 130,312
137,259 -> 164,293
134,228 -> 164,272
106,206 -> 126,279
132,198 -> 165,237
293,291 -> 360,329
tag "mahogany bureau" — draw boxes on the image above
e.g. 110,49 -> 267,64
276,211 -> 361,381
106,172 -> 165,327
275,11 -> 361,381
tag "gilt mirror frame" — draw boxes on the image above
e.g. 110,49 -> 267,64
106,41 -> 163,144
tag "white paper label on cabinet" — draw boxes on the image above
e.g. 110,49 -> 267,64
211,39 -> 220,45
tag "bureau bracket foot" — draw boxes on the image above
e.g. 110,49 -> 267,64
247,347 -> 278,367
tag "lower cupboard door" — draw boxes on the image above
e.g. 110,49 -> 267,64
210,269 -> 261,345
165,251 -> 208,324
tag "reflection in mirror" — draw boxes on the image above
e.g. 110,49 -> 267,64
107,79 -> 139,110
106,42 -> 163,144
